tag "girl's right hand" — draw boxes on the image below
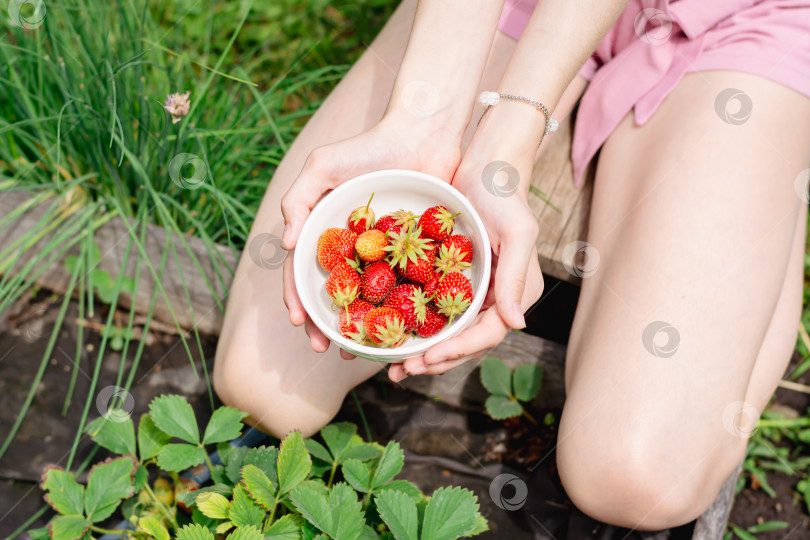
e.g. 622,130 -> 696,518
280,117 -> 461,353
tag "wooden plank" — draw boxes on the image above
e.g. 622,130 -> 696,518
528,114 -> 594,285
692,463 -> 742,540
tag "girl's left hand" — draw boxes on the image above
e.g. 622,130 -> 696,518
387,147 -> 545,381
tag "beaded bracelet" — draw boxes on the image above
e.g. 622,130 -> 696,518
478,91 -> 559,138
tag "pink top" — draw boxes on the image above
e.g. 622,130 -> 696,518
498,0 -> 810,186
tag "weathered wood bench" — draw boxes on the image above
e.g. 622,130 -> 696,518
0,115 -> 737,539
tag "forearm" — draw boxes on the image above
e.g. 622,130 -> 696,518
384,0 -> 506,142
479,0 -> 629,164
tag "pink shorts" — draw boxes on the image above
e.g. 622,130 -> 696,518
498,0 -> 810,186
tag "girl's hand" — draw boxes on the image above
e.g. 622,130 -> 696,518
388,118 -> 545,381
281,118 -> 461,353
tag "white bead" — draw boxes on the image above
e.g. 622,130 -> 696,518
547,118 -> 559,134
479,91 -> 500,107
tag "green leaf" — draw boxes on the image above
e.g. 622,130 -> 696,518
229,485 -> 264,527
42,468 -> 84,515
243,446 -> 278,487
196,492 -> 230,519
480,357 -> 512,396
485,395 -> 523,420
327,483 -> 365,540
149,395 -> 200,444
321,423 -> 357,462
420,487 -> 480,540
241,464 -> 275,510
344,442 -> 383,461
48,516 -> 90,540
341,459 -> 372,493
731,525 -> 758,540
215,522 -> 234,535
305,439 -> 332,462
264,514 -> 305,539
375,489 -> 418,540
228,525 -> 263,540
290,482 -> 331,534
360,525 -> 381,539
512,364 -> 543,402
139,516 -> 170,540
157,443 -> 207,472
133,464 -> 148,491
225,446 -> 250,485
138,413 -> 172,460
203,406 -> 248,445
27,527 -> 49,540
466,514 -> 490,536
84,456 -> 137,522
176,523 -> 215,540
747,521 -> 789,533
371,441 -> 404,489
85,413 -> 136,456
277,431 -> 312,494
378,479 -> 423,503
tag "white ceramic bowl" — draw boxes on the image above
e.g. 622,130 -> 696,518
294,169 -> 491,362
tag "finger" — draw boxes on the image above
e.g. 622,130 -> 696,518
340,348 -> 356,360
305,317 -> 330,353
282,254 -> 307,326
280,150 -> 331,250
424,307 -> 509,365
422,355 -> 473,375
494,224 -> 537,329
388,363 -> 408,383
402,356 -> 428,376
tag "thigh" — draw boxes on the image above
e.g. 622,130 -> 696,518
558,71 -> 810,527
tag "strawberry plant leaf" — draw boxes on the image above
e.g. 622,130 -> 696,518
156,443 -> 207,472
229,484 -> 264,527
225,446 -> 250,484
196,492 -> 230,519
85,413 -> 136,456
241,464 -> 275,510
320,422 -> 357,462
84,455 -> 137,522
378,479 -> 423,503
27,527 -> 49,540
244,446 -> 278,488
289,481 -> 331,534
149,395 -> 199,444
371,441 -> 404,489
360,525 -> 382,539
138,413 -> 171,460
42,467 -> 84,515
343,441 -> 383,461
202,406 -> 248,445
512,364 -> 543,402
48,516 -> 91,540
215,522 -> 234,535
176,523 -> 215,540
341,459 -> 372,493
264,514 -> 305,539
139,516 -> 170,540
467,514 -> 490,536
133,464 -> 148,491
480,357 -> 512,396
420,486 -> 480,540
375,489 -> 418,540
327,483 -> 365,540
305,439 -> 332,462
485,395 -> 522,420
277,431 -> 312,495
228,525 -> 263,540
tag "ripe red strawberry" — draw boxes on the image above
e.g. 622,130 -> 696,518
433,272 -> 473,322
375,210 -> 416,236
325,261 -> 360,308
360,261 -> 396,304
317,228 -> 358,271
418,205 -> 458,241
401,247 -> 436,284
348,194 -> 375,234
417,305 -> 448,338
435,234 -> 473,274
339,299 -> 375,341
355,229 -> 388,263
385,225 -> 432,270
423,272 -> 442,298
383,284 -> 428,330
364,307 -> 406,347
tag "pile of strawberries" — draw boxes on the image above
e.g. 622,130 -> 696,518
316,195 -> 475,348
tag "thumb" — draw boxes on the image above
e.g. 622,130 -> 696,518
494,230 -> 536,330
280,151 -> 333,250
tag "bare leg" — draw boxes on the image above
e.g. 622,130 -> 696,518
212,2 -> 591,437
556,71 -> 810,529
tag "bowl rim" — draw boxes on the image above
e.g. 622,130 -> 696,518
293,168 -> 492,360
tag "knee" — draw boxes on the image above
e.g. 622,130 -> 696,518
556,421 -> 735,530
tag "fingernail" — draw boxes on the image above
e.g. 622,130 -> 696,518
511,302 -> 526,328
281,224 -> 292,248
410,365 -> 426,375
